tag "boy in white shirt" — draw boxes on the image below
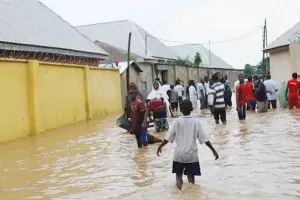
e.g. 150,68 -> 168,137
157,100 -> 219,190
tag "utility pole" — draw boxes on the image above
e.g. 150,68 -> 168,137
145,32 -> 148,55
207,40 -> 211,77
262,19 -> 267,75
127,32 -> 132,92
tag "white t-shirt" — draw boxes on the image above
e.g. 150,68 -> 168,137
264,79 -> 277,100
174,85 -> 184,97
161,84 -> 171,93
196,83 -> 205,98
165,116 -> 209,163
204,82 -> 210,95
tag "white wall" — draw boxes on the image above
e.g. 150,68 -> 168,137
289,43 -> 300,74
269,50 -> 291,90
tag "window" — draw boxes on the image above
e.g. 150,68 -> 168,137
141,81 -> 147,92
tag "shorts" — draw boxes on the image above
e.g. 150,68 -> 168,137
134,130 -> 148,144
172,161 -> 201,176
288,95 -> 300,109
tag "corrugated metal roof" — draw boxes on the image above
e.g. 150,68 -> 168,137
76,20 -> 177,60
0,0 -> 108,58
171,44 -> 234,69
265,20 -> 300,51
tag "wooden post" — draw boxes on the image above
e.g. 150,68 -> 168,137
127,32 -> 132,91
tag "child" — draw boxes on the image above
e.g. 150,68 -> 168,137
128,90 -> 148,148
170,85 -> 179,112
157,100 -> 219,190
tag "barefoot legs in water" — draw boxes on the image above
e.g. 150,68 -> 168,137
176,173 -> 183,190
176,174 -> 195,190
187,175 -> 195,184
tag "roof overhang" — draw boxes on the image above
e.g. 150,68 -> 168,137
118,61 -> 143,74
0,41 -> 109,60
263,45 -> 289,53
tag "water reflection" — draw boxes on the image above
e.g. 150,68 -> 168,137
0,108 -> 299,200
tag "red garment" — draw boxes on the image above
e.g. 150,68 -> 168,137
245,81 -> 255,101
148,98 -> 165,113
287,79 -> 300,97
236,84 -> 247,106
288,95 -> 300,109
130,97 -> 147,132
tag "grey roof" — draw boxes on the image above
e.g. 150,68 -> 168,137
0,0 -> 108,59
265,20 -> 300,51
95,40 -> 143,63
171,44 -> 234,69
76,20 -> 177,60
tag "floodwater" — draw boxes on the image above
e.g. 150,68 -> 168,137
0,106 -> 300,200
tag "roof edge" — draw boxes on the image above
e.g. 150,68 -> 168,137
38,1 -> 108,55
265,20 -> 300,50
263,45 -> 289,53
76,19 -> 131,28
0,41 -> 108,59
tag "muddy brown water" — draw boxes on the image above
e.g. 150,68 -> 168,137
0,107 -> 299,200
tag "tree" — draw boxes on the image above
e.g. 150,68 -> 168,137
244,57 -> 270,77
244,64 -> 255,77
194,52 -> 202,67
176,56 -> 194,67
257,57 -> 270,75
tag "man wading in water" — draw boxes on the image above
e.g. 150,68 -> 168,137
210,74 -> 227,124
128,89 -> 148,148
157,100 -> 219,190
125,82 -> 162,146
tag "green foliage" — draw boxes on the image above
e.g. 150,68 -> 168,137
194,52 -> 202,67
175,52 -> 202,68
244,57 -> 270,77
176,56 -> 194,67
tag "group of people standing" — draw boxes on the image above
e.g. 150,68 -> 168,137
161,75 -> 231,125
235,72 -> 300,120
124,72 -> 300,148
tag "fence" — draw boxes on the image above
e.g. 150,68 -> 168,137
0,59 -> 122,143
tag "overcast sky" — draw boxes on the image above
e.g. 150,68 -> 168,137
40,0 -> 300,69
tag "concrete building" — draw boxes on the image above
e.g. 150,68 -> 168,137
76,20 -> 178,97
264,20 -> 300,90
0,0 -> 108,65
171,44 -> 241,87
77,20 -> 242,106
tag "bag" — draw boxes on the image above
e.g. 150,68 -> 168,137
116,114 -> 131,132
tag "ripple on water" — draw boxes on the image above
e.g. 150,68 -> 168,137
0,107 -> 299,200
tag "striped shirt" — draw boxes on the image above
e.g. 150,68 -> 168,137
210,82 -> 226,110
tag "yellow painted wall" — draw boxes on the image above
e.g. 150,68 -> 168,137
38,64 -> 86,132
0,60 -> 30,143
0,59 -> 122,143
88,68 -> 122,118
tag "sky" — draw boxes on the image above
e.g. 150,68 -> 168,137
40,0 -> 300,69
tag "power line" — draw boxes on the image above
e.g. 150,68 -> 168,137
146,26 -> 262,46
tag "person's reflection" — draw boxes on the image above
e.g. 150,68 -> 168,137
131,148 -> 149,187
238,124 -> 250,146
